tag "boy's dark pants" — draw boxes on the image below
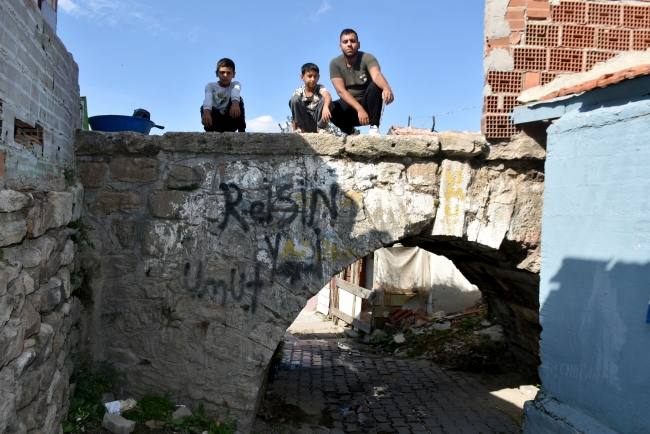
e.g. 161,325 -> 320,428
330,82 -> 383,134
200,98 -> 246,132
288,95 -> 332,133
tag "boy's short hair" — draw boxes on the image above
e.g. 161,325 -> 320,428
301,63 -> 319,75
340,28 -> 358,41
216,58 -> 235,72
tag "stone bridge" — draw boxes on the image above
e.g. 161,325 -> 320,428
75,130 -> 545,433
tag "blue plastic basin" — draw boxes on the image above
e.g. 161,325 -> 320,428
88,115 -> 156,135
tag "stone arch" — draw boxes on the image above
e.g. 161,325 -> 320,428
76,130 -> 544,433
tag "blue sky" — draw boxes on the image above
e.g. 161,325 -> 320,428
57,0 -> 485,135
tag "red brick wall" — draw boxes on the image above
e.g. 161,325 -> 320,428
482,0 -> 650,138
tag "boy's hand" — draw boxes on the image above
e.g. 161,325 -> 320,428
357,109 -> 370,126
202,109 -> 212,127
230,100 -> 241,118
322,106 -> 332,123
382,87 -> 394,105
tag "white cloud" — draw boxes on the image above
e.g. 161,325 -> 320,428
58,0 -> 163,32
247,115 -> 281,133
310,1 -> 332,20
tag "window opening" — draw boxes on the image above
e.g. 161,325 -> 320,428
14,119 -> 43,148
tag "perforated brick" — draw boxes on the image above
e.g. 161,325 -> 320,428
633,30 -> 650,51
482,114 -> 518,139
587,3 -> 622,27
486,71 -> 523,93
585,50 -> 619,70
623,5 -> 650,29
549,48 -> 583,72
513,47 -> 548,70
561,25 -> 595,48
596,28 -> 631,51
483,95 -> 518,114
525,23 -> 560,46
551,1 -> 586,23
541,72 -> 557,85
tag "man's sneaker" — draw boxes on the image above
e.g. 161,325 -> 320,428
347,128 -> 360,136
369,125 -> 380,136
292,128 -> 302,134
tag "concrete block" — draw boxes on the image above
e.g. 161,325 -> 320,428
101,413 -> 135,434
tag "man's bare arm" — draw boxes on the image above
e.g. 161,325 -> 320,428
369,66 -> 394,105
331,77 -> 370,126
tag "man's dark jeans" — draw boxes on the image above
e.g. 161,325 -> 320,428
330,82 -> 382,134
200,98 -> 246,132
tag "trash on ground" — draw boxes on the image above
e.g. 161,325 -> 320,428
104,400 -> 121,415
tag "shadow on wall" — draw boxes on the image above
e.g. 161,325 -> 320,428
532,258 -> 650,433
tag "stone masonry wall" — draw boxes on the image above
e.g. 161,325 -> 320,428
76,130 -> 545,433
0,185 -> 84,433
0,0 -> 81,187
0,0 -> 83,432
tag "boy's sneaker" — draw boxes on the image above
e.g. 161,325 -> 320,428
369,125 -> 380,136
347,128 -> 360,136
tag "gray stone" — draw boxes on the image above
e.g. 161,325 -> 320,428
60,240 -> 74,266
485,134 -> 547,160
109,157 -> 159,183
111,220 -> 136,248
0,390 -> 17,434
0,190 -> 31,212
393,334 -> 406,344
17,236 -> 57,269
77,162 -> 108,188
406,162 -> 438,189
16,400 -> 38,431
346,135 -> 439,157
150,191 -> 189,219
0,262 -> 21,297
23,338 -> 35,348
33,323 -> 54,363
101,392 -> 116,404
11,347 -> 36,378
166,165 -> 206,189
70,184 -> 85,220
438,131 -> 487,158
0,319 -> 24,366
0,211 -> 27,247
15,365 -> 41,409
26,198 -> 52,238
88,189 -> 141,215
344,329 -> 359,338
102,412 -> 136,434
172,406 -> 193,420
0,292 -> 15,330
433,322 -> 452,330
46,192 -> 73,228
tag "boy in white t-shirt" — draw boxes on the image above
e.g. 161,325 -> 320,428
288,63 -> 333,133
201,58 -> 246,132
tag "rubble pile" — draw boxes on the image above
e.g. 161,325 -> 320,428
366,306 -> 521,375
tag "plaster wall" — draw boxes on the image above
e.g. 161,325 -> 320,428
0,0 -> 80,188
524,96 -> 650,432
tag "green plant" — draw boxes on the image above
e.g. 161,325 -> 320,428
63,166 -> 75,186
68,218 -> 95,249
70,273 -> 80,285
434,199 -> 440,207
123,393 -> 174,422
65,354 -> 122,433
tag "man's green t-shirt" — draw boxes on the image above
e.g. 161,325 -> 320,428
329,51 -> 379,102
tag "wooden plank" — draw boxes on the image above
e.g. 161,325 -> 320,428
331,307 -> 372,334
336,279 -> 372,299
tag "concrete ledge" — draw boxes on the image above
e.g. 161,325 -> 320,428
523,392 -> 618,434
438,132 -> 487,158
345,135 -> 439,157
76,131 -> 446,158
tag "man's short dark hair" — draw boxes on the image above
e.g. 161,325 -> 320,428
217,58 -> 235,72
301,63 -> 319,75
340,29 -> 358,41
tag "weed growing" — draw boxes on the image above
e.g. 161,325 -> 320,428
122,394 -> 173,422
63,166 -> 75,186
62,354 -> 122,433
69,218 -> 95,249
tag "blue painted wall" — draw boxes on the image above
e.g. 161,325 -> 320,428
525,95 -> 650,433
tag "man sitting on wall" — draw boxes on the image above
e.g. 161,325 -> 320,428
329,29 -> 395,136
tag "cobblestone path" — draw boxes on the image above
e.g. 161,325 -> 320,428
266,336 -> 525,434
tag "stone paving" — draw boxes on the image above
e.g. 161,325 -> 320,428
267,335 -> 526,434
